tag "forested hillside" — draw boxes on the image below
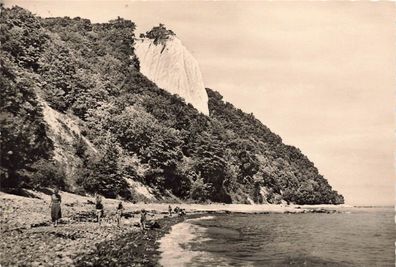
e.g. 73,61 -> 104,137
0,6 -> 344,204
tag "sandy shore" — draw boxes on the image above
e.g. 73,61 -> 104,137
0,190 -> 347,266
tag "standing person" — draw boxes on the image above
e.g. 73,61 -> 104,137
140,209 -> 147,230
95,195 -> 104,225
50,188 -> 62,227
168,205 -> 172,216
116,201 -> 124,227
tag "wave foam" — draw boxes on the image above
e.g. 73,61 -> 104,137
158,217 -> 212,266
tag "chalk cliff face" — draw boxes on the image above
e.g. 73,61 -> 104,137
134,37 -> 209,115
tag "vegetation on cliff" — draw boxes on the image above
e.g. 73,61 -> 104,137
139,23 -> 175,45
0,6 -> 344,204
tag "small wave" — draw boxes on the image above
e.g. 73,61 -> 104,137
158,217 -> 213,267
187,215 -> 216,222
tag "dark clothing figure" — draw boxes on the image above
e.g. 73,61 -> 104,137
140,209 -> 147,230
116,202 -> 124,226
168,205 -> 172,216
178,209 -> 186,217
96,202 -> 104,210
50,191 -> 62,226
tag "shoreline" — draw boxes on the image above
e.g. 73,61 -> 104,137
1,191 -> 349,266
74,215 -> 199,267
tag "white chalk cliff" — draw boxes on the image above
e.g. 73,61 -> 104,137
134,36 -> 209,115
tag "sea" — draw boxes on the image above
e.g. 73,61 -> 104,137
159,207 -> 395,267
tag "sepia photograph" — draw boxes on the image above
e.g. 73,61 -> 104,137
1,1 -> 395,266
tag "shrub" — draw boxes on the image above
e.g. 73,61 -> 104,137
143,23 -> 175,45
77,141 -> 131,199
189,177 -> 211,202
29,160 -> 66,189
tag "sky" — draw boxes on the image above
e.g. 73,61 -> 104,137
5,1 -> 395,205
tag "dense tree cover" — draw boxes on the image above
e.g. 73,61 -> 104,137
76,138 -> 131,199
0,6 -> 343,204
206,89 -> 344,204
0,7 -> 56,190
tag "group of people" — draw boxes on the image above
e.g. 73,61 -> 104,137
49,189 -> 177,230
168,205 -> 186,217
93,195 -> 124,226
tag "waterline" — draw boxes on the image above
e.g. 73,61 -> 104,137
158,216 -> 214,267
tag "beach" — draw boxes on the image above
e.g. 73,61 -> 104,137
1,191 -> 183,266
0,191 -> 348,266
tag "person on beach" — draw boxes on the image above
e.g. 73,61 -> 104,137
140,209 -> 147,230
116,201 -> 124,227
174,206 -> 180,214
168,205 -> 172,216
95,195 -> 104,225
50,188 -> 62,227
178,208 -> 186,217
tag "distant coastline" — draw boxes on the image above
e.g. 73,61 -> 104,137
353,205 -> 394,208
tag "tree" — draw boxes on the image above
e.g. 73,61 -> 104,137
143,24 -> 175,45
29,160 -> 66,189
78,139 -> 131,199
190,177 -> 211,202
0,6 -> 49,71
194,134 -> 231,203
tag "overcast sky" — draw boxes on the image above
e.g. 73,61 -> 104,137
6,1 -> 395,205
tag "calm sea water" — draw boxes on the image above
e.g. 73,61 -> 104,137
159,207 -> 395,267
